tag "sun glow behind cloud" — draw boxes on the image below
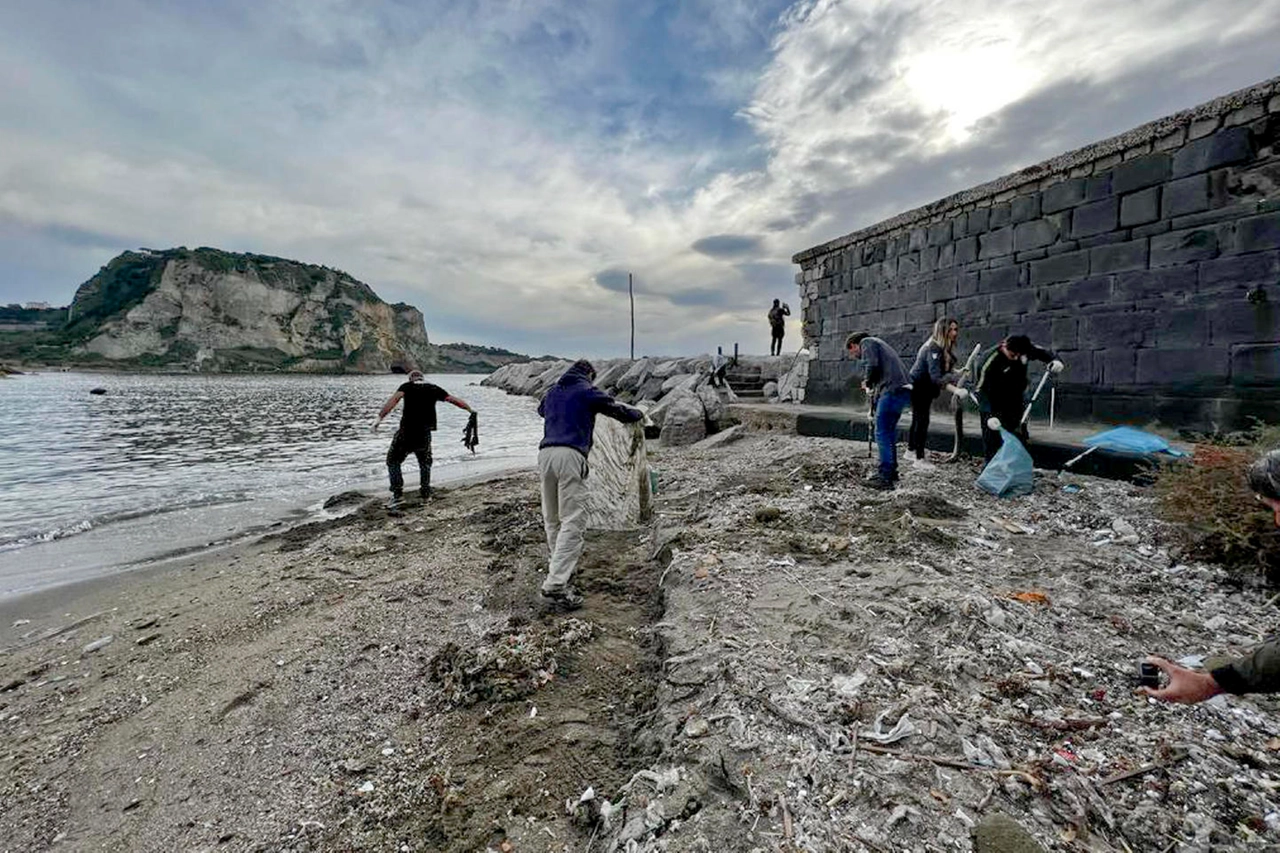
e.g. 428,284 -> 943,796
901,33 -> 1037,143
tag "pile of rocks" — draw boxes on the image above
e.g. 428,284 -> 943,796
481,354 -> 802,445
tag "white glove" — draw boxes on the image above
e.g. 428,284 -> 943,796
370,416 -> 382,433
1049,359 -> 1065,374
987,416 -> 1002,431
951,387 -> 969,400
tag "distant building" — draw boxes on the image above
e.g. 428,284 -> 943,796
23,301 -> 51,310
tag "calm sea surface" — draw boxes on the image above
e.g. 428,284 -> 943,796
0,372 -> 541,598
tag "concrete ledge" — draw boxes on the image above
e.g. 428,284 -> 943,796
793,410 -> 1160,482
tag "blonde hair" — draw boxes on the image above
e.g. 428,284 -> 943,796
929,317 -> 957,369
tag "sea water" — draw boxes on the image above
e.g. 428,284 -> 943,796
0,371 -> 542,598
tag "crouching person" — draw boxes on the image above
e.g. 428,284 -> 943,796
537,360 -> 644,609
1144,451 -> 1280,702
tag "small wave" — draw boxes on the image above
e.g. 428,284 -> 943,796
0,518 -> 95,552
0,494 -> 252,554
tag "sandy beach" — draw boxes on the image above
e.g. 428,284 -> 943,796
2,428 -> 1279,852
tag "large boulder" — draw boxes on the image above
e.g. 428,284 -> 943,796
615,358 -> 654,393
637,375 -> 666,402
661,373 -> 698,395
660,390 -> 707,446
594,359 -> 631,392
696,382 -> 727,427
585,416 -> 651,529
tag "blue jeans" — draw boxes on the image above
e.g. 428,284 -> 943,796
875,387 -> 911,483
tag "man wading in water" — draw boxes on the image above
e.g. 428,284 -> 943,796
372,370 -> 475,512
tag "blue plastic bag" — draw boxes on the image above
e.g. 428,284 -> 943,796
1082,426 -> 1185,457
977,427 -> 1035,498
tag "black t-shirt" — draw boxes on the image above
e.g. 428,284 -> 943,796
397,381 -> 448,434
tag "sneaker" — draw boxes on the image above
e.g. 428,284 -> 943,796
912,457 -> 936,470
864,475 -> 895,491
539,586 -> 584,610
386,493 -> 404,512
418,487 -> 432,501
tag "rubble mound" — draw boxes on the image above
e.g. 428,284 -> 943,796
427,619 -> 595,706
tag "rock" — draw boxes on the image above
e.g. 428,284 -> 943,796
754,506 -> 782,523
683,715 -> 710,738
135,633 -> 162,646
762,381 -> 779,399
615,358 -> 654,393
973,814 -> 1045,853
661,373 -> 698,396
323,491 -> 365,510
89,388 -> 107,395
692,425 -> 745,450
342,758 -> 370,775
659,391 -> 706,446
696,382 -> 727,426
636,375 -> 666,401
83,635 -> 114,653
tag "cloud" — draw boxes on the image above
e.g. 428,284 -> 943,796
0,0 -> 1278,357
690,234 -> 763,259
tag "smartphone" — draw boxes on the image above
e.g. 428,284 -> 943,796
1138,662 -> 1161,689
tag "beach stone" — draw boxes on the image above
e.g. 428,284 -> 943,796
83,635 -> 114,653
323,491 -> 365,510
974,814 -> 1046,853
585,415 -> 651,530
692,425 -> 745,450
660,391 -> 706,446
762,381 -> 779,399
637,375 -> 665,402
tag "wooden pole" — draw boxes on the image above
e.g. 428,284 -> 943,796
629,273 -> 635,361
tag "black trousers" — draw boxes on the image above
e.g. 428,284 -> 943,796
907,384 -> 935,459
980,405 -> 1027,461
387,429 -> 432,494
770,329 -> 784,356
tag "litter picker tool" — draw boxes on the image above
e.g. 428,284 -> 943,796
947,342 -> 984,461
1020,370 -> 1052,426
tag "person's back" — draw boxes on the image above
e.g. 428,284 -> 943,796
398,380 -> 448,434
539,362 -> 639,457
536,360 -> 642,610
859,336 -> 910,393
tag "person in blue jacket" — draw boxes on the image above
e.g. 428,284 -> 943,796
846,332 -> 911,490
537,360 -> 644,609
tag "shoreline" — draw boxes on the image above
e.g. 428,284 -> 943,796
0,461 -> 534,622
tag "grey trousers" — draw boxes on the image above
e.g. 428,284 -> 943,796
538,446 -> 588,593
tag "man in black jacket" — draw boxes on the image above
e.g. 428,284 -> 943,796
974,334 -> 1063,461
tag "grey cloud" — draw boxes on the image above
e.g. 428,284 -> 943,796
666,287 -> 730,307
691,233 -> 762,258
593,268 -> 637,294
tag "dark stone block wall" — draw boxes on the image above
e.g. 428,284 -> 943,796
793,77 -> 1280,432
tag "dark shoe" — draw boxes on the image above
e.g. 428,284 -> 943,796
387,493 -> 404,512
418,487 -> 432,500
865,475 -> 895,491
539,587 -> 584,610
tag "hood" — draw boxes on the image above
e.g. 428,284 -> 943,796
557,360 -> 595,387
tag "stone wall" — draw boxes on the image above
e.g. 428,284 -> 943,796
793,76 -> 1280,431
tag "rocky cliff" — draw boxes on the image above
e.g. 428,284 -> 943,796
63,247 -> 434,373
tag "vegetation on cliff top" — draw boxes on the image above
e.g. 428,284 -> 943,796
1,247 -> 539,373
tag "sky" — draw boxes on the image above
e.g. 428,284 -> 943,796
1,0 -> 1278,357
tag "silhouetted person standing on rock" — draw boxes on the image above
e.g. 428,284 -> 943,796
373,370 -> 474,512
768,299 -> 791,356
536,360 -> 643,610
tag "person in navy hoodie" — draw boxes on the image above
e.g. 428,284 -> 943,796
537,360 -> 644,609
